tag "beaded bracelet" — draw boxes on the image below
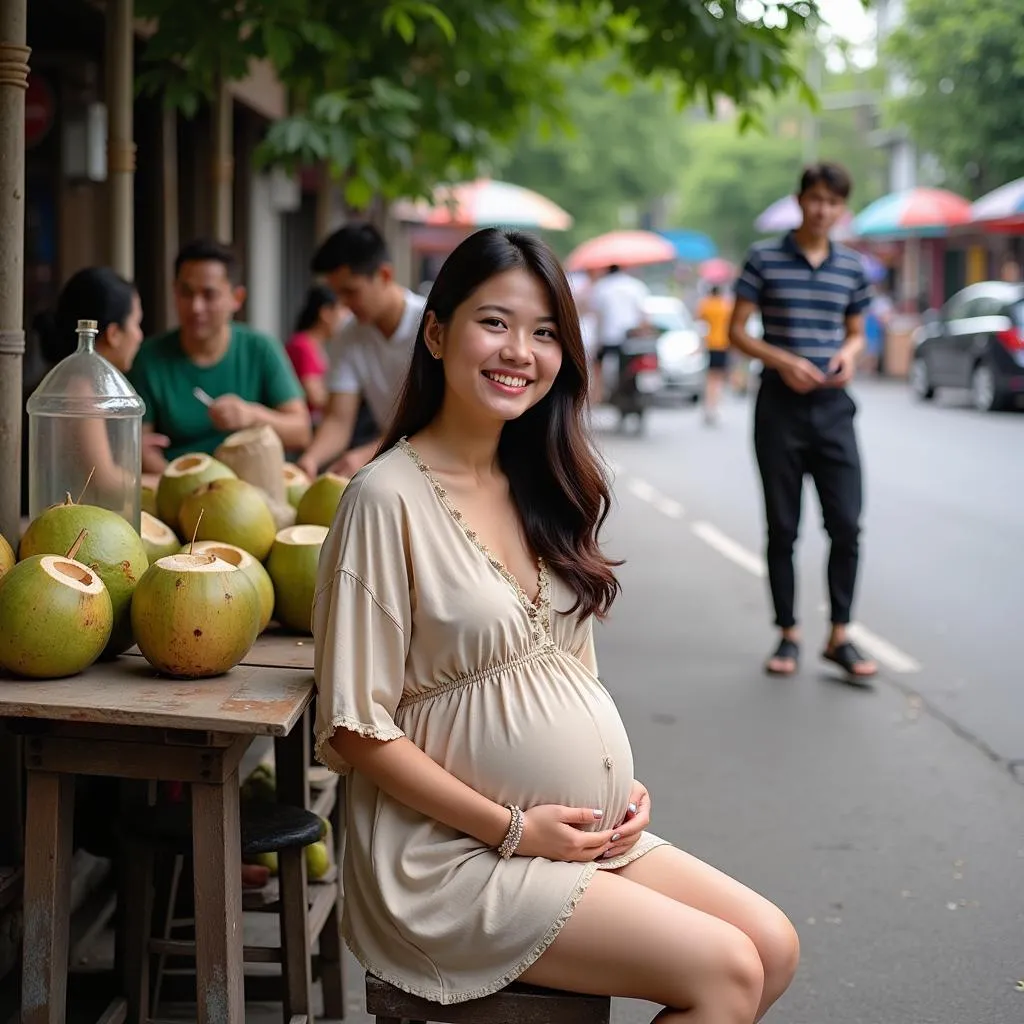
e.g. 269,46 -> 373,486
498,804 -> 525,859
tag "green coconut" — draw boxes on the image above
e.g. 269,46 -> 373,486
0,533 -> 14,582
186,540 -> 275,633
178,478 -> 277,561
283,464 -> 312,509
141,485 -> 158,518
0,553 -> 113,678
296,473 -> 349,528
19,500 -> 149,657
140,512 -> 180,564
131,552 -> 260,678
266,525 -> 329,634
156,453 -> 236,530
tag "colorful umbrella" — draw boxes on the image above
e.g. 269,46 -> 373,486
396,179 -> 573,231
851,188 -> 972,239
754,194 -> 854,235
698,257 -> 737,284
969,176 -> 1024,227
565,230 -> 677,272
658,229 -> 717,262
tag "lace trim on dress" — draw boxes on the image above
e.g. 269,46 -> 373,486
396,642 -> 560,710
342,861 -> 600,1005
314,714 -> 405,775
397,437 -> 552,642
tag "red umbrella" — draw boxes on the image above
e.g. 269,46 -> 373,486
699,258 -> 737,284
565,230 -> 677,272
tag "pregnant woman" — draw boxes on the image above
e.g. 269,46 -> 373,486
313,229 -> 800,1024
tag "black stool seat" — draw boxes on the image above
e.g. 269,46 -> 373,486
124,800 -> 324,855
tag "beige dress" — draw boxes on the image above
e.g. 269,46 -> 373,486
312,440 -> 668,1005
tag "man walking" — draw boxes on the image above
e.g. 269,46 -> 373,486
696,284 -> 732,424
729,162 -> 877,681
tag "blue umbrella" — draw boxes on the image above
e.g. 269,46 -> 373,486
658,230 -> 717,263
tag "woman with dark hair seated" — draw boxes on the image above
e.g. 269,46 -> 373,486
32,266 -> 170,496
312,229 -> 799,1023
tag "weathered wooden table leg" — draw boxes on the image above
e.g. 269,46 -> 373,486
192,766 -> 245,1024
21,770 -> 74,1024
276,713 -> 313,1022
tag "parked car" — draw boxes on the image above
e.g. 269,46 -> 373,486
640,295 -> 707,404
910,281 -> 1024,412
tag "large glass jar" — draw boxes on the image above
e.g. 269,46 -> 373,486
27,319 -> 145,531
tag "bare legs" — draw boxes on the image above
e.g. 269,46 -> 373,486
520,846 -> 799,1024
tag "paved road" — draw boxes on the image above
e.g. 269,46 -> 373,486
598,378 -> 1024,769
592,378 -> 1024,1024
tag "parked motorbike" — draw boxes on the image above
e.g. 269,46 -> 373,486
603,327 -> 663,433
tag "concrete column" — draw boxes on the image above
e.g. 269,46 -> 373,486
106,0 -> 135,278
211,80 -> 233,243
157,106 -> 179,329
0,0 -> 29,550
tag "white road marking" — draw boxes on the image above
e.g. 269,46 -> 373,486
690,521 -> 767,578
846,623 -> 922,674
689,520 -> 922,674
625,478 -> 685,519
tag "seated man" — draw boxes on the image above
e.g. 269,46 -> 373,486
297,223 -> 425,479
130,239 -> 311,473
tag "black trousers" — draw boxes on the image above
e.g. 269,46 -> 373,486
753,375 -> 863,629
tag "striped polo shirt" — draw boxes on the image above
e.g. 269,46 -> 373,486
736,233 -> 871,371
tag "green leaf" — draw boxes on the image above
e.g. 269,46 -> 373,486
344,176 -> 375,210
262,24 -> 294,70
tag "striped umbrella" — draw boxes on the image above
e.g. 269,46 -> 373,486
851,188 -> 972,238
970,176 -> 1024,228
396,179 -> 573,232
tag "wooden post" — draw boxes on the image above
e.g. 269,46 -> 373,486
158,106 -> 179,329
212,79 -> 234,243
0,0 -> 29,549
106,0 -> 135,278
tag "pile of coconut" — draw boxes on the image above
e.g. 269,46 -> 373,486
0,452 -> 349,682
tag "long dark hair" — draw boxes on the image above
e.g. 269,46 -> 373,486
294,284 -> 338,333
379,228 -> 621,620
33,266 -> 136,364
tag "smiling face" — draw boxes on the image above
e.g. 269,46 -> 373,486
425,267 -> 564,429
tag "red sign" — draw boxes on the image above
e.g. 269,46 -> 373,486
26,73 -> 56,150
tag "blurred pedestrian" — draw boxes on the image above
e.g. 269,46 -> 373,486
696,284 -> 732,424
587,264 -> 649,402
313,227 -> 799,1022
729,162 -> 878,682
287,284 -> 349,417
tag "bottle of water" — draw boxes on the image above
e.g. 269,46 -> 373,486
27,319 -> 145,530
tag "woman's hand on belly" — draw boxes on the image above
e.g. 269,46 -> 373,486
600,779 -> 651,861
518,804 -> 618,862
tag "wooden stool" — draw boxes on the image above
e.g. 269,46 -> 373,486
121,796 -> 342,1023
365,972 -> 611,1024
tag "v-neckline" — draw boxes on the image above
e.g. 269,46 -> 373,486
397,437 -> 549,614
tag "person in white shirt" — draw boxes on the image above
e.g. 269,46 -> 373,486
298,224 -> 426,479
586,264 -> 649,400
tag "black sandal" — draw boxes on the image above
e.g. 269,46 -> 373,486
822,641 -> 878,679
765,637 -> 800,676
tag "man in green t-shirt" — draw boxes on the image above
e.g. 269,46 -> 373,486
130,239 -> 311,473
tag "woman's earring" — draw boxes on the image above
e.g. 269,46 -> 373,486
432,350 -> 442,360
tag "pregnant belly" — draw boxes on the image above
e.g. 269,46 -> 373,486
401,658 -> 636,831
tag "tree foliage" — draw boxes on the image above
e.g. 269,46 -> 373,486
886,0 -> 1024,197
134,0 -> 832,209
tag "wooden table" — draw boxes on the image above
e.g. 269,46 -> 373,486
125,626 -> 315,672
0,654 -> 314,1024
